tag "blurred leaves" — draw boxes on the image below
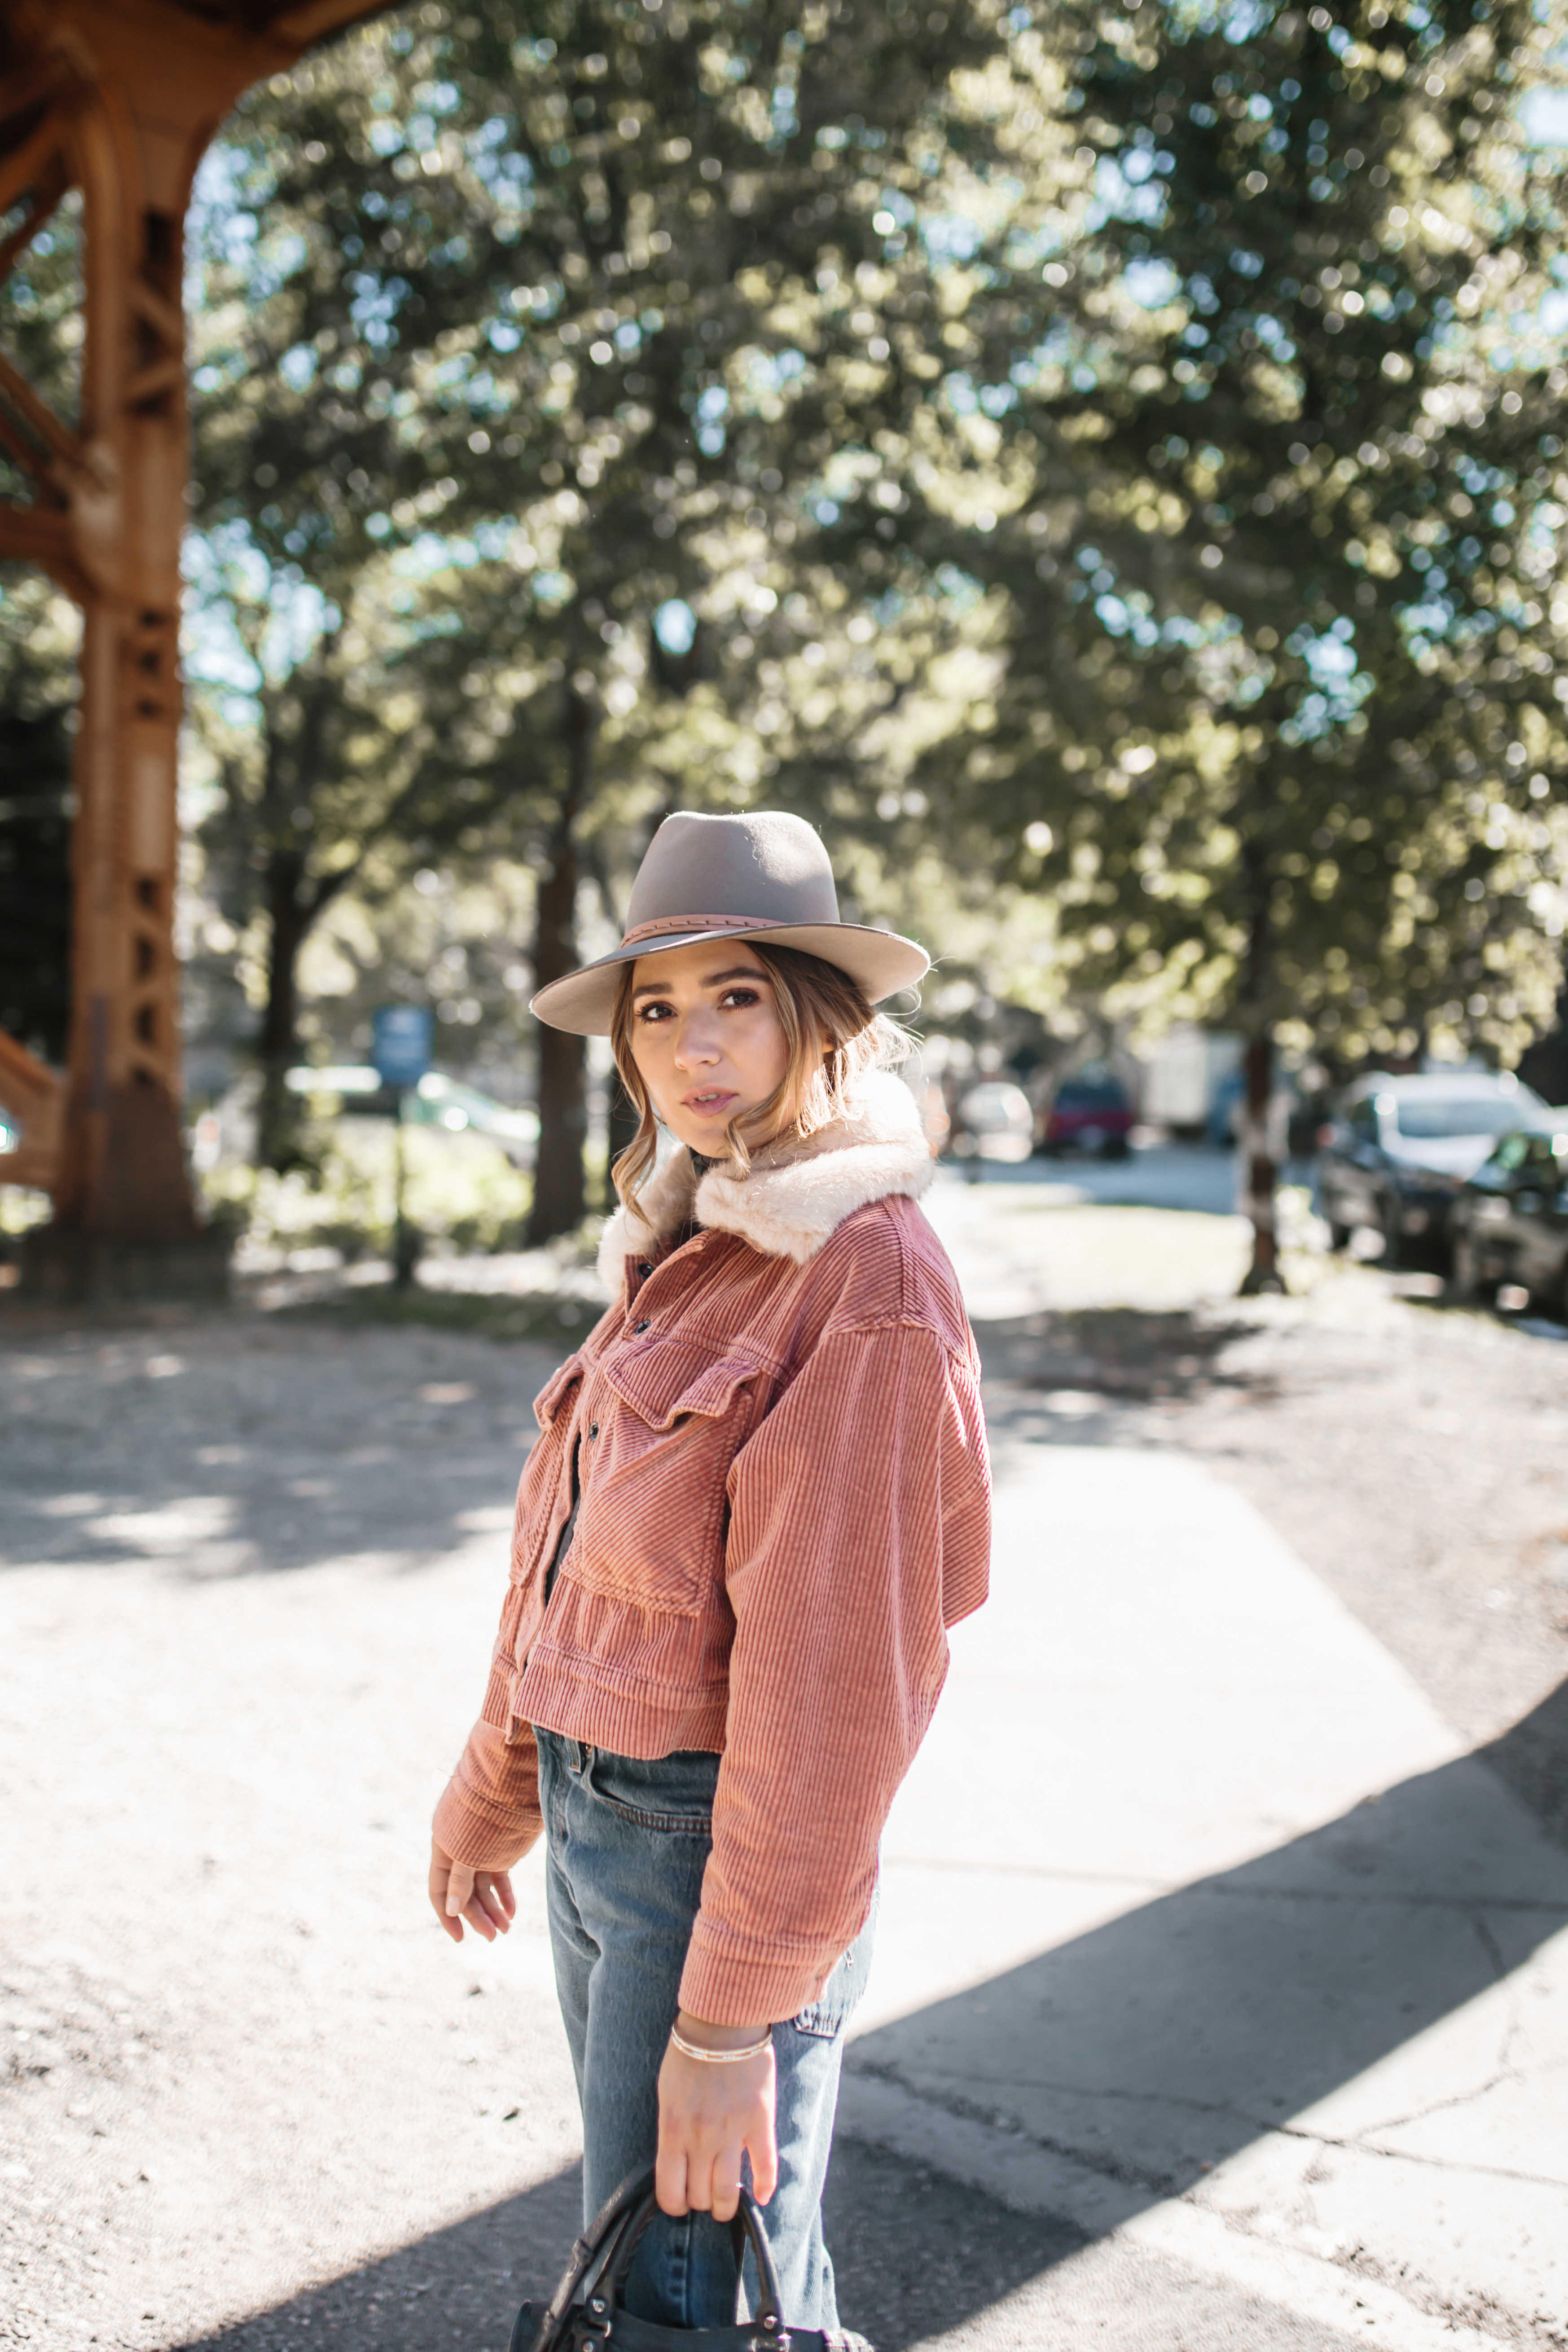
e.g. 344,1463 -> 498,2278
899,0 -> 1568,1065
7,0 -> 1568,1130
178,0 -> 1010,1176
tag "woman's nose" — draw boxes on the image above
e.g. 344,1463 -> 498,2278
672,1017 -> 721,1067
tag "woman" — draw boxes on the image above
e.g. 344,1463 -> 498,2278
429,810 -> 990,2336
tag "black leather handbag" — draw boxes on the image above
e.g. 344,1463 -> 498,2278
511,2166 -> 871,2352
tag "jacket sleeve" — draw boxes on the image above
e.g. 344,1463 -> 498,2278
678,1318 -> 991,2027
430,1613 -> 545,1870
430,1352 -> 590,1872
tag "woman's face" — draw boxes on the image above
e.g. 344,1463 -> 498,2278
626,942 -> 792,1157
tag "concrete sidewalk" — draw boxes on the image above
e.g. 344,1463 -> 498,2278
4,1217 -> 1566,2351
832,1200 -> 1568,2349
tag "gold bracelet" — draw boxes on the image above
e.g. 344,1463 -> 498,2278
668,2025 -> 772,2064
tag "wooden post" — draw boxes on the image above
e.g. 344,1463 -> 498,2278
0,0 -> 384,1297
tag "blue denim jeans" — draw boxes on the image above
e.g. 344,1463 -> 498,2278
535,1729 -> 874,2333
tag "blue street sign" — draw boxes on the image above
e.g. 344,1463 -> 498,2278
371,1004 -> 433,1090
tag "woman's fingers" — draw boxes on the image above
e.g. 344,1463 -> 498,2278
708,2155 -> 745,2225
654,2144 -> 690,2218
485,1871 -> 514,1926
676,2148 -> 744,2221
428,1845 -> 514,1945
747,2115 -> 778,2208
428,1843 -> 466,1942
655,2040 -> 778,2223
468,1874 -> 512,1936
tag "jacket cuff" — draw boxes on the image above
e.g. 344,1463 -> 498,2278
431,1718 -> 543,1871
677,1919 -> 826,2030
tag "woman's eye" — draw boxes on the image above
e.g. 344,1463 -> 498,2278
636,1001 -> 674,1023
720,987 -> 760,1008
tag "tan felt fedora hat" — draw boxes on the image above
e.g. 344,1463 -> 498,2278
531,810 -> 930,1036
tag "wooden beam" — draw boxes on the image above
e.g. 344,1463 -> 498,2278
0,47 -> 75,126
0,0 -> 392,1267
0,1029 -> 64,1197
0,343 -> 83,471
128,277 -> 184,349
127,354 -> 183,405
0,499 -> 73,561
0,162 -> 68,285
0,108 -> 63,217
267,0 -> 394,45
0,403 -> 59,490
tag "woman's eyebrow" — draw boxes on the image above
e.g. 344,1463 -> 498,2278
631,965 -> 769,1000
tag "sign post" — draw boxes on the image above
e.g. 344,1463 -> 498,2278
371,1007 -> 433,1290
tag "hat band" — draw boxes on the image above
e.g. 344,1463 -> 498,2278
620,913 -> 788,947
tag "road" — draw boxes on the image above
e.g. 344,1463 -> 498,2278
2,1158 -> 1566,2351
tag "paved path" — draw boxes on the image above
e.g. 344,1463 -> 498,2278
845,1184 -> 1568,2351
953,1141 -> 1247,1215
3,1188 -> 1566,2352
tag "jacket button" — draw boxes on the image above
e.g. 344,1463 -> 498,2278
588,1422 -> 598,1439
633,1318 -> 651,1334
637,1261 -> 652,1277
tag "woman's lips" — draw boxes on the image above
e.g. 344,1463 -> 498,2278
681,1089 -> 739,1118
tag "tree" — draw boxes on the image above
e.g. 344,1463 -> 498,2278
189,0 -> 1010,1231
872,0 -> 1568,1285
185,534 -> 537,1167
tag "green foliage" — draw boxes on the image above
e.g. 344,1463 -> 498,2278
181,0 -> 1009,1192
9,0 -> 1568,1169
0,192 -> 81,503
896,0 -> 1568,1066
273,1278 -> 600,1348
204,1121 -> 532,1261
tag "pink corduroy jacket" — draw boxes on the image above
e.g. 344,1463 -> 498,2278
432,1070 -> 991,2027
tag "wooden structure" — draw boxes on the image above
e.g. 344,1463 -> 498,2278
0,0 -> 379,1293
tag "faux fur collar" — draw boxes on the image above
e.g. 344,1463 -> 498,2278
597,1068 -> 935,1283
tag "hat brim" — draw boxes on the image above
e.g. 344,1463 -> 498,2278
531,922 -> 931,1036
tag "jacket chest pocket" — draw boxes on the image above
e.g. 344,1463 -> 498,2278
511,1351 -> 587,1587
533,1350 -> 586,1434
570,1344 -> 765,1613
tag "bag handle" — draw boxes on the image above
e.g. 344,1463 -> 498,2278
527,2167 -> 658,2352
601,2171 -> 791,2337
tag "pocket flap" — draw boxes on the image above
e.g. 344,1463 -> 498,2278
533,1350 -> 586,1431
602,1342 -> 760,1432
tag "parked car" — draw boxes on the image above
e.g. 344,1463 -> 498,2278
1040,1070 -> 1134,1160
285,1065 -> 539,1164
1316,1070 -> 1552,1262
955,1079 -> 1035,1163
1450,1118 -> 1568,1312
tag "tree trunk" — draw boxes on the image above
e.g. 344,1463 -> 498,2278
526,676 -> 593,1246
255,852 -> 353,1173
256,850 -> 312,1174
1237,900 -> 1286,1296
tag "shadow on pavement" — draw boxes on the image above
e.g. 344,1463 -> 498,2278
971,1306 -> 1259,1400
170,2158 -> 583,2352
1481,1672 -> 1568,1848
0,1308 -> 568,1584
168,1708 -> 1567,2352
164,2143 -> 1084,2352
845,1726 -> 1568,2211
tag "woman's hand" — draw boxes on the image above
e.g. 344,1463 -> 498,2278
428,1837 -> 515,1944
655,2012 -> 777,2223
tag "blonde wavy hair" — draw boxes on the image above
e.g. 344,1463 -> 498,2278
609,939 -> 909,1207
